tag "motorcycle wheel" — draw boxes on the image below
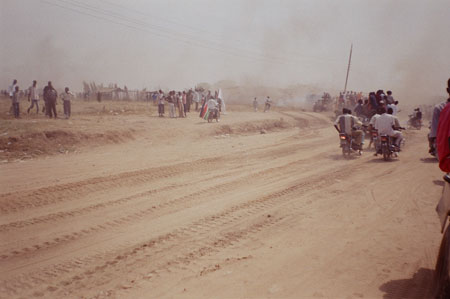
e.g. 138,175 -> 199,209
382,148 -> 390,161
342,147 -> 350,157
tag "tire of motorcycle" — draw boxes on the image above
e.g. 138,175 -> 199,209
382,148 -> 390,161
342,146 -> 350,157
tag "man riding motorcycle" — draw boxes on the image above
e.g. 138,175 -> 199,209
207,97 -> 220,122
409,108 -> 422,129
374,107 -> 404,154
334,108 -> 364,151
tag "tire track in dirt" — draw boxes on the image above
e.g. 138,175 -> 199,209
0,157 -> 226,214
0,125 -> 332,231
0,160 -> 369,298
0,149 -> 328,263
0,131 -> 315,216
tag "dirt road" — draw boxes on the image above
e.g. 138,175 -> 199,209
0,108 -> 444,298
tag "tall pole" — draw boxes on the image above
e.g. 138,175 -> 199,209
344,43 -> 353,93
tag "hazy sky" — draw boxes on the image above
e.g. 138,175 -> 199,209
1,0 -> 449,103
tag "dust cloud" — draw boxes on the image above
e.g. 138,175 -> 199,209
0,0 -> 449,104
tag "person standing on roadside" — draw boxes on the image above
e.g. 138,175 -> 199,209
8,79 -> 17,114
27,80 -> 40,114
182,91 -> 187,117
168,91 -> 175,118
253,97 -> 258,112
264,96 -> 271,112
44,81 -> 58,118
177,92 -> 184,118
60,87 -> 74,119
158,90 -> 165,117
12,86 -> 21,118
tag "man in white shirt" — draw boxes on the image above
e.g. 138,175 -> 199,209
27,80 -> 40,114
375,107 -> 403,148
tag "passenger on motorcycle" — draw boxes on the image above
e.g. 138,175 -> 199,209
334,108 -> 364,151
374,107 -> 404,150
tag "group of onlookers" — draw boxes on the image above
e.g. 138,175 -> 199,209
5,79 -> 74,119
155,89 -> 223,119
156,90 -> 193,118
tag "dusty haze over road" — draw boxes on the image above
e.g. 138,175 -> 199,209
2,0 -> 450,103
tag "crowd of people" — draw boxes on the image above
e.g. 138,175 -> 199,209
334,89 -> 404,155
3,79 -> 228,121
155,88 -> 224,120
5,79 -> 74,119
336,89 -> 400,120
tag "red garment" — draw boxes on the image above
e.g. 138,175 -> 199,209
437,102 -> 450,172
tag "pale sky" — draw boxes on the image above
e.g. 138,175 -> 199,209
1,0 -> 449,103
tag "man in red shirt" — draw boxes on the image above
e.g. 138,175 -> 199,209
437,78 -> 450,172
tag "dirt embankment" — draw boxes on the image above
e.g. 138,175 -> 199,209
0,129 -> 135,161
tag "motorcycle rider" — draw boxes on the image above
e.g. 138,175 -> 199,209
410,108 -> 422,128
207,97 -> 219,121
374,107 -> 404,151
334,108 -> 364,151
368,108 -> 383,151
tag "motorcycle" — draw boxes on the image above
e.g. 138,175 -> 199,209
407,115 -> 422,130
371,129 -> 380,152
379,134 -> 401,161
434,174 -> 450,297
339,132 -> 362,157
207,108 -> 220,123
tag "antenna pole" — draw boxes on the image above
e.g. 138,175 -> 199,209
344,43 -> 353,93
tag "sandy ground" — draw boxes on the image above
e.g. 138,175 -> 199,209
0,100 -> 445,298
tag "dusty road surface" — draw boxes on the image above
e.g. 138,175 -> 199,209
0,103 -> 445,298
